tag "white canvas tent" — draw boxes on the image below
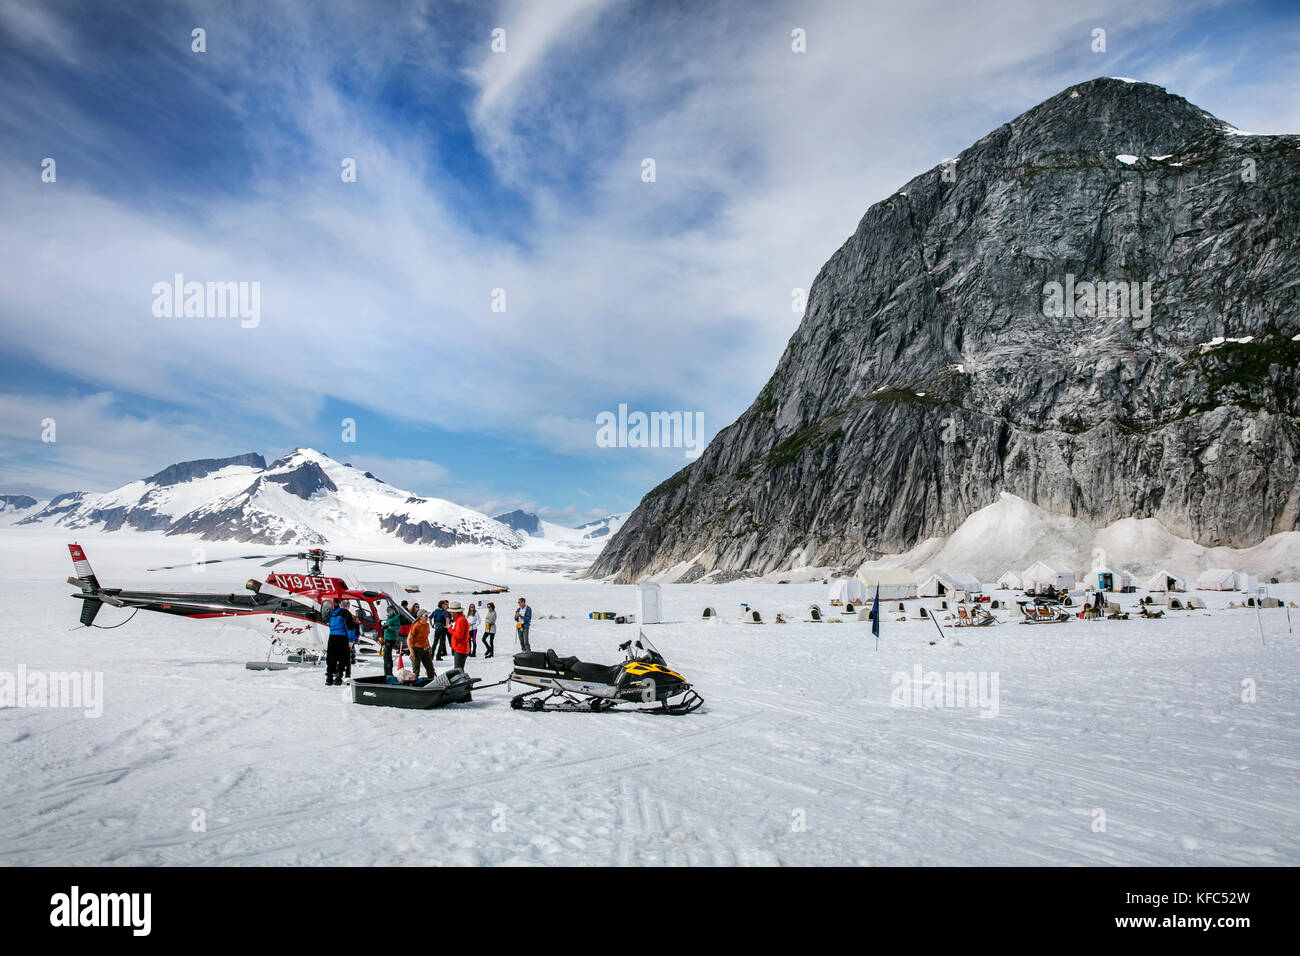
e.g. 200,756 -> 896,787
1145,569 -> 1187,593
1021,561 -> 1074,591
1196,568 -> 1236,591
1235,571 -> 1258,593
996,570 -> 1022,590
827,577 -> 869,606
917,571 -> 983,598
1091,566 -> 1136,592
854,568 -> 917,601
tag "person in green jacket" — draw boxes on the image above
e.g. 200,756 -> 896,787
382,602 -> 403,677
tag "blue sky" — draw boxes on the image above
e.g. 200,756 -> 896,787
1,0 -> 1298,523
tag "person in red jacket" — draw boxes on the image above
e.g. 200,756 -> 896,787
447,601 -> 470,671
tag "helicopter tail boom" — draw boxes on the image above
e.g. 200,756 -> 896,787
68,543 -> 108,626
68,543 -> 102,592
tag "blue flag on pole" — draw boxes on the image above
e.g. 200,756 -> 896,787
871,584 -> 880,647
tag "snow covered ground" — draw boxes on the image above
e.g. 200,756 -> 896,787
1,529 -> 1298,866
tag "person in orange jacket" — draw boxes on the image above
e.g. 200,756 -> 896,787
406,610 -> 435,680
447,601 -> 470,671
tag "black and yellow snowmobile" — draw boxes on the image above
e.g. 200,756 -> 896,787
509,635 -> 703,714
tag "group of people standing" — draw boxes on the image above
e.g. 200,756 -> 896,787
321,594 -> 535,685
381,596 -> 534,680
396,599 -> 481,678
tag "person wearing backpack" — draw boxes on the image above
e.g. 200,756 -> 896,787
432,600 -> 451,661
323,598 -> 350,686
382,602 -> 402,677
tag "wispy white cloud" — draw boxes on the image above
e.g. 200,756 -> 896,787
0,391 -> 255,496
0,0 -> 79,63
1,0 -> 1294,511
470,0 -> 617,119
340,454 -> 451,491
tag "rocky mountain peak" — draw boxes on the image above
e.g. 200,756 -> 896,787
145,453 -> 266,487
589,79 -> 1300,583
994,78 -> 1228,159
257,461 -> 338,500
0,494 -> 38,511
493,510 -> 543,536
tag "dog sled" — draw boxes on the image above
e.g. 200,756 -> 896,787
950,605 -> 997,627
1018,598 -> 1071,624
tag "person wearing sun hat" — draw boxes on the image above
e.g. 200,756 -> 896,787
447,601 -> 471,671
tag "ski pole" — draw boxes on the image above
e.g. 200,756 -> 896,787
929,609 -> 946,644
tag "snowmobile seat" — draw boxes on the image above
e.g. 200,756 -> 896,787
570,661 -> 623,685
545,649 -> 580,671
513,651 -> 550,670
514,650 -> 620,683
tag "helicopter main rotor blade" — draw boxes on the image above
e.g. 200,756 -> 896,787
260,555 -> 297,568
333,555 -> 508,591
147,554 -> 293,571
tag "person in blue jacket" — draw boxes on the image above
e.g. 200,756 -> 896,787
431,599 -> 451,661
514,597 -> 532,652
324,597 -> 350,685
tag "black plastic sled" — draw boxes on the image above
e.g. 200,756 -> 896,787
351,669 -> 478,709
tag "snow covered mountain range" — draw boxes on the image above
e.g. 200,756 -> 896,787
0,495 -> 39,517
5,450 -> 530,548
493,509 -> 629,543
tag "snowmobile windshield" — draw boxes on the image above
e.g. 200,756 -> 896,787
632,634 -> 668,665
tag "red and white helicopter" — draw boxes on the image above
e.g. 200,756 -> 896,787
66,543 -> 508,669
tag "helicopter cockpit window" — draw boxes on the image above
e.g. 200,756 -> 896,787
356,602 -> 381,633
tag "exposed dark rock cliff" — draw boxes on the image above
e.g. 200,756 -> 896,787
589,79 -> 1300,582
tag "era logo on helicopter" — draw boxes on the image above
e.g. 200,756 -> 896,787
273,621 -> 309,635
